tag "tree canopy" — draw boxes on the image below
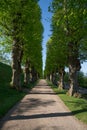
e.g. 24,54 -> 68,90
0,0 -> 43,90
45,0 -> 87,96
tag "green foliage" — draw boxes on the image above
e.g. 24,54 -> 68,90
0,0 -> 43,78
78,71 -> 87,88
0,62 -> 25,118
0,62 -> 12,83
45,0 -> 87,82
22,1 -> 43,76
51,0 -> 87,59
0,62 -> 38,118
64,72 -> 69,83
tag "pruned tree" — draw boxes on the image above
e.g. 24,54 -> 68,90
0,0 -> 43,90
46,0 -> 87,96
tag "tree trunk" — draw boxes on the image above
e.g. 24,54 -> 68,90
46,74 -> 50,80
30,68 -> 33,82
24,59 -> 30,86
52,72 -> 57,85
68,58 -> 81,96
31,67 -> 36,82
67,42 -> 81,96
10,39 -> 22,91
36,73 -> 39,80
10,10 -> 23,91
68,64 -> 78,96
50,73 -> 52,82
58,68 -> 65,90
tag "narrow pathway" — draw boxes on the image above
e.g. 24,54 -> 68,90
0,79 -> 87,130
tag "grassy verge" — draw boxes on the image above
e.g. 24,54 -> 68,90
0,62 -> 36,119
47,80 -> 87,124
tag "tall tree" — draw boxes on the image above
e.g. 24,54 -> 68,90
23,1 -> 43,85
0,0 -> 43,90
48,0 -> 87,96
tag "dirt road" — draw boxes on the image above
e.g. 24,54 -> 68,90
0,79 -> 87,130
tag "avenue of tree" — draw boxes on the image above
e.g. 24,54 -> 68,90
45,0 -> 87,96
0,0 -> 87,97
0,0 -> 43,91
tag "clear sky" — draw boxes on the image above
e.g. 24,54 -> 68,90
38,0 -> 87,75
38,0 -> 52,70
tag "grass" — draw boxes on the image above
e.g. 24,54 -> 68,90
0,62 -> 36,119
47,80 -> 87,124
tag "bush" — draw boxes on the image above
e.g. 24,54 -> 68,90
78,71 -> 87,88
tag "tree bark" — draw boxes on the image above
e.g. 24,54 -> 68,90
67,42 -> 81,96
46,74 -> 50,80
52,72 -> 56,85
30,68 -> 33,82
10,9 -> 23,91
58,68 -> 65,90
50,73 -> 52,82
31,67 -> 37,82
68,67 -> 77,96
10,39 -> 22,91
68,58 -> 81,96
24,59 -> 30,86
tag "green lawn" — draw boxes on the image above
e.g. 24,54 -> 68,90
48,81 -> 87,124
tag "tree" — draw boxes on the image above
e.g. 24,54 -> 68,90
48,0 -> 87,96
0,0 -> 43,90
45,36 -> 67,89
23,2 -> 43,85
0,0 -> 23,90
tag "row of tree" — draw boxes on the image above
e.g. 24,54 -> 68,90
0,0 -> 43,91
45,0 -> 87,96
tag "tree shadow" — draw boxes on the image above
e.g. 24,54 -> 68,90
1,109 -> 87,122
29,92 -> 58,95
33,125 -> 61,130
82,94 -> 87,100
65,100 -> 87,110
29,89 -> 66,95
1,112 -> 73,122
35,85 -> 49,87
72,109 -> 87,115
0,102 -> 87,129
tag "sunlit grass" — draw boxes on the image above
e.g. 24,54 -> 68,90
48,80 -> 87,124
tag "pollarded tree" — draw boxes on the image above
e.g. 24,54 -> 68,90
23,1 -> 43,85
45,35 -> 67,89
0,0 -> 43,90
45,38 -> 57,81
0,0 -> 25,90
50,28 -> 68,89
49,0 -> 87,96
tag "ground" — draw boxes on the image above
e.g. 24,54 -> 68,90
0,79 -> 87,130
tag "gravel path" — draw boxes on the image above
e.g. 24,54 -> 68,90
0,79 -> 87,130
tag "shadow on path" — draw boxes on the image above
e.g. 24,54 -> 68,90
1,109 -> 87,122
2,112 -> 73,121
0,109 -> 87,129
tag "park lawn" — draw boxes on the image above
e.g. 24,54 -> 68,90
48,81 -> 87,124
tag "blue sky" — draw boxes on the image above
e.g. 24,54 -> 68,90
38,0 -> 52,70
81,62 -> 87,75
38,0 -> 87,74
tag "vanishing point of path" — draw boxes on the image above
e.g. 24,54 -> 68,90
0,79 -> 87,130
